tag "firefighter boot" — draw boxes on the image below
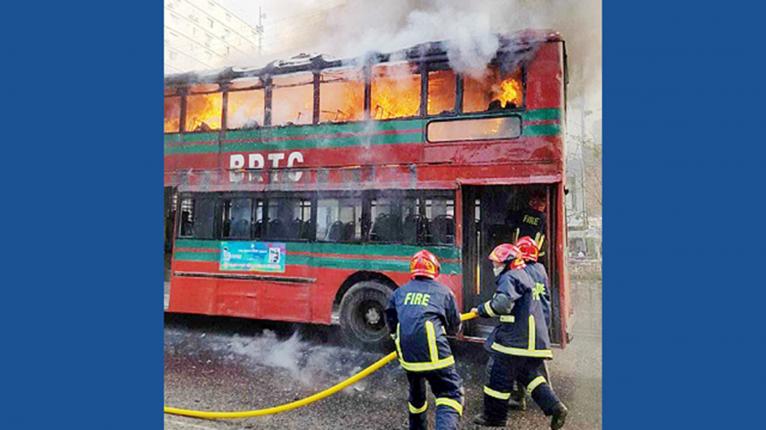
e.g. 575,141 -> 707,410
472,395 -> 508,427
550,402 -> 568,430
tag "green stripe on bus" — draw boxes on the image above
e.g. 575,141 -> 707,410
173,251 -> 462,274
174,251 -> 219,262
175,239 -> 460,260
523,123 -> 560,137
523,108 -> 561,121
175,239 -> 218,249
225,119 -> 427,140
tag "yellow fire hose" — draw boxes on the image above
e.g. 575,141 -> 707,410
165,311 -> 478,419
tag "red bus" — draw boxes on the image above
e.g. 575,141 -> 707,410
163,29 -> 571,348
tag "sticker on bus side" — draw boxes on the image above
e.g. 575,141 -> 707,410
219,241 -> 286,273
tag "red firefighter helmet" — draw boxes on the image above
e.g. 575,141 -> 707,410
515,236 -> 540,262
488,243 -> 525,269
410,249 -> 441,279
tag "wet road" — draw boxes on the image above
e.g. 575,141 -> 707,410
164,279 -> 601,429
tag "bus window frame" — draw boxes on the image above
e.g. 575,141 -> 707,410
176,193 -> 219,240
182,86 -> 225,134
424,62 -> 458,118
424,114 -> 524,144
458,62 -> 528,115
261,191 -> 316,242
225,79 -> 267,131
315,191 -> 365,244
363,189 -> 455,245
368,61 -> 424,122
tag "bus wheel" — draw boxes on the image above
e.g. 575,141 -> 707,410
339,281 -> 393,349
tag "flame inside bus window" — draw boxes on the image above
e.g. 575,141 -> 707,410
319,68 -> 364,123
271,73 -> 314,126
427,69 -> 456,115
185,92 -> 222,132
371,63 -> 421,120
164,96 -> 181,133
463,66 -> 523,113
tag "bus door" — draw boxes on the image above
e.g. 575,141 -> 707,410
461,185 -> 560,340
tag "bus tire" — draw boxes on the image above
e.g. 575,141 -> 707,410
339,281 -> 393,349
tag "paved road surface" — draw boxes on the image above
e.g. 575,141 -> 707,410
164,279 -> 601,429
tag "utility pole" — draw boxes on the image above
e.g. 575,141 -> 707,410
255,6 -> 265,55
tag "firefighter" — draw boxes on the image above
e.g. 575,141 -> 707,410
513,236 -> 554,409
506,189 -> 547,246
472,244 -> 567,429
385,250 -> 464,430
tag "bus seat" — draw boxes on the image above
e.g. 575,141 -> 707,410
327,220 -> 345,241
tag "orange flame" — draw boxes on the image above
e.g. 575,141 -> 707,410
185,93 -> 222,132
494,78 -> 522,108
371,64 -> 421,120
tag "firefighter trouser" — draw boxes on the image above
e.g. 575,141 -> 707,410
405,366 -> 464,430
483,353 -> 560,422
511,359 -> 552,402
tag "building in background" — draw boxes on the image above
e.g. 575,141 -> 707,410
164,0 -> 262,74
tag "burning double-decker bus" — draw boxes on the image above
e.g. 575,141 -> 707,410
164,30 -> 571,348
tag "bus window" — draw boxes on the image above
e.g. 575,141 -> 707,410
319,68 -> 364,123
178,197 -> 216,239
316,197 -> 362,242
371,62 -> 421,120
427,69 -> 456,115
228,78 -> 265,129
184,86 -> 223,132
463,66 -> 523,113
400,197 -> 422,244
423,198 -> 455,244
221,198 -> 252,239
265,197 -> 312,240
426,116 -> 522,142
370,197 -> 399,242
164,96 -> 181,133
271,73 -> 314,126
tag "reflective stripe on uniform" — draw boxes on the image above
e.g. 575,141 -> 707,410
483,386 -> 511,400
490,342 -> 553,358
526,376 -> 547,396
483,301 -> 497,317
396,322 -> 456,372
499,315 -> 515,323
425,321 -> 439,362
408,402 -> 428,414
528,315 -> 536,350
399,355 -> 455,372
435,397 -> 463,416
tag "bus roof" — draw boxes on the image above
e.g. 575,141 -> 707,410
164,29 -> 562,87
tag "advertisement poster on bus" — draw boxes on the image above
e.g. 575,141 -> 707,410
219,241 -> 286,273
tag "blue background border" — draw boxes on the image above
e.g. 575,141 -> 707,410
1,2 -> 163,428
605,1 -> 764,428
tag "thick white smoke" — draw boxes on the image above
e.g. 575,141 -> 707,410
221,0 -> 600,108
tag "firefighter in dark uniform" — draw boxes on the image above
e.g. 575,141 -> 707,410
515,236 -> 554,408
385,250 -> 464,430
472,243 -> 568,429
506,189 -> 547,247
